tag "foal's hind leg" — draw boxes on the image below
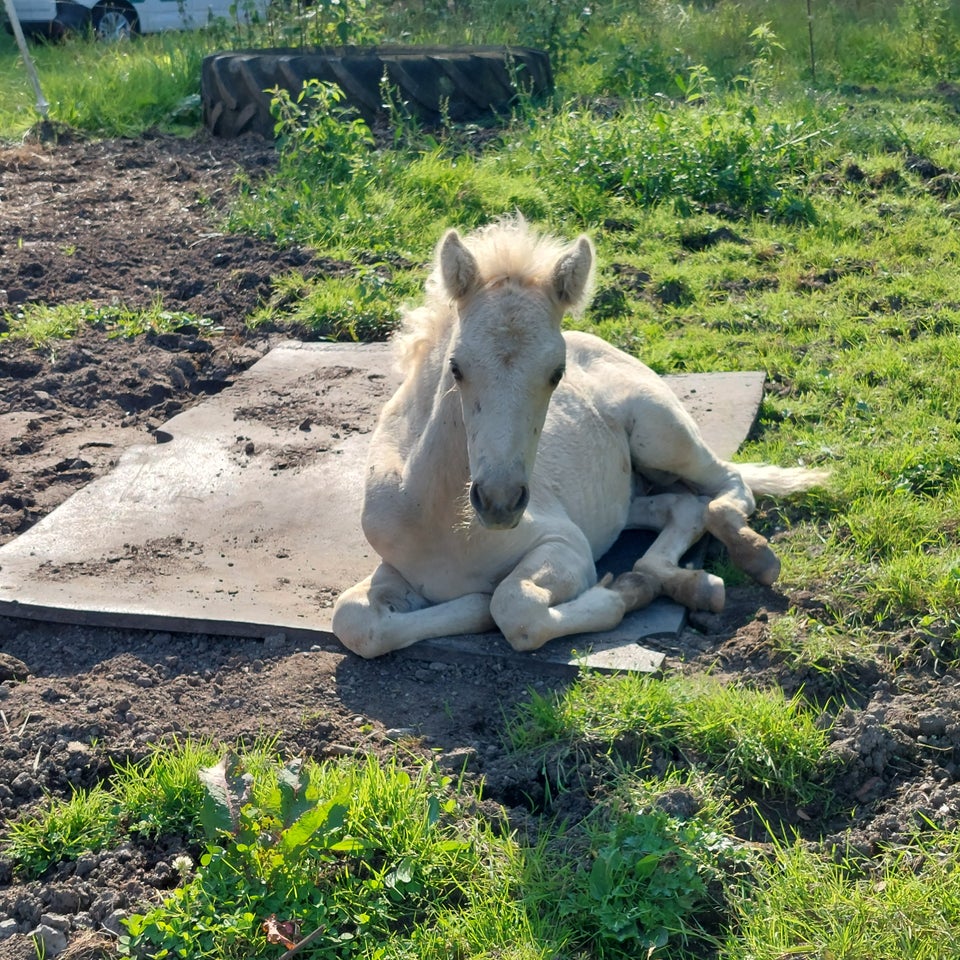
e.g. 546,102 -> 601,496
623,394 -> 780,584
332,562 -> 495,658
613,492 -> 725,614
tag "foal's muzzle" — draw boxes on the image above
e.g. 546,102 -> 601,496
470,480 -> 529,529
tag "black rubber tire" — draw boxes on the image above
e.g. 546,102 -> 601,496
201,45 -> 553,139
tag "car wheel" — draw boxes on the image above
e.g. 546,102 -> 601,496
93,3 -> 139,41
201,46 -> 553,139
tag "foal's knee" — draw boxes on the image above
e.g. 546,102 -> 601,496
610,568 -> 662,611
331,594 -> 386,659
490,581 -> 552,651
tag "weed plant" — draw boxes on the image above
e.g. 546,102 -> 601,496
529,772 -> 752,960
120,751 -> 541,960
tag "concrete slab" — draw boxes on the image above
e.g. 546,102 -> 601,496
0,342 -> 765,673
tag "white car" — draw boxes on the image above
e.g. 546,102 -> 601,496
8,0 -> 266,40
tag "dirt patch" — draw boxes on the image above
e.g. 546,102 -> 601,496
1,132 -> 959,957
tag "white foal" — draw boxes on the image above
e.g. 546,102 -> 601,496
332,219 -> 827,658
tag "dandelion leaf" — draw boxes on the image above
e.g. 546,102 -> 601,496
198,752 -> 251,837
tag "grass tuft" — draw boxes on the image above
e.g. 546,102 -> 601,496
508,671 -> 833,803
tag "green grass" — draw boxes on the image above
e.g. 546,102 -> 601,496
528,771 -> 752,960
5,738 -> 219,877
0,31 -> 215,137
507,671 -> 832,804
726,831 -> 960,960
0,298 -> 220,345
4,742 -> 544,958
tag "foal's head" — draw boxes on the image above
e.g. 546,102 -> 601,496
438,222 -> 595,529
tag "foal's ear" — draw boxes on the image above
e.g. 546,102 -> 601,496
551,235 -> 595,315
439,229 -> 480,300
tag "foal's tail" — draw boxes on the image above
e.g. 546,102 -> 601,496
735,462 -> 830,497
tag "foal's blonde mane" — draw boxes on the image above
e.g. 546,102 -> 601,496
393,218 -> 590,374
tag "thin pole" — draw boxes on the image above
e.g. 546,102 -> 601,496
806,0 -> 816,83
2,0 -> 50,119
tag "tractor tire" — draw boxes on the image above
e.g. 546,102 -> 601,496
201,45 -> 553,139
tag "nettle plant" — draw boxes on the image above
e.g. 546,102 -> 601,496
119,753 -> 475,959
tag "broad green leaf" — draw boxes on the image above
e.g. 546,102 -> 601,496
280,799 -> 348,855
277,758 -> 318,827
197,753 -> 250,838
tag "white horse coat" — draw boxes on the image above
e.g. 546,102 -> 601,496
333,220 -> 826,658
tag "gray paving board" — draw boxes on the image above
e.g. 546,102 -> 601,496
0,342 -> 765,674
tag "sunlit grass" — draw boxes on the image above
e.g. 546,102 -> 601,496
1,298 -> 219,345
507,671 -> 832,803
0,31 -> 217,137
5,738 -> 219,877
725,832 -> 960,960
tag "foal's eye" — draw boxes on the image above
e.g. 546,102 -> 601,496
449,359 -> 463,383
549,365 -> 565,387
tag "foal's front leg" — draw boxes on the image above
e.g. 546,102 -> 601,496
490,534 -> 629,651
332,562 -> 495,658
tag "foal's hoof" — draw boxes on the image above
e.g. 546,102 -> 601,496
737,543 -> 781,586
610,570 -> 660,610
682,571 -> 725,613
728,529 -> 781,586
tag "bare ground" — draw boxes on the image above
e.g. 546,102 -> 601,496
1,130 -> 959,959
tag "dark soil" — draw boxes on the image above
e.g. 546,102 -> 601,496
1,131 -> 959,959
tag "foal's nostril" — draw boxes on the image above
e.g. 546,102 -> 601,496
513,484 -> 529,514
469,480 -> 485,514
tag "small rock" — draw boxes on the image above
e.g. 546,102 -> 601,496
0,917 -> 17,939
74,853 -> 98,878
0,653 -> 28,682
918,712 -> 948,738
439,747 -> 478,770
88,894 -> 118,923
101,910 -> 127,937
30,923 -> 68,957
385,727 -> 416,741
10,772 -> 35,797
39,914 -> 70,933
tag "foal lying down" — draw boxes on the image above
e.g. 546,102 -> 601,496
332,219 -> 827,658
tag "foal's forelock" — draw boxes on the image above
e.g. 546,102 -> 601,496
394,219 -> 594,381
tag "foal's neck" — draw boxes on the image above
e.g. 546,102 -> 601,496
402,339 -> 471,501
